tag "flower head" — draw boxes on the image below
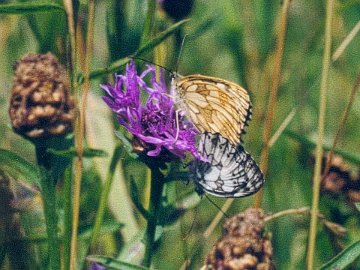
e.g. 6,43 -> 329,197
206,208 -> 274,270
88,263 -> 106,270
9,53 -> 75,140
102,61 -> 202,161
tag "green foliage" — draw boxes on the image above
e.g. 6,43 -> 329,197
0,2 -> 64,14
88,18 -> 189,80
0,0 -> 359,269
317,240 -> 360,270
0,149 -> 40,186
47,147 -> 108,158
87,255 -> 150,270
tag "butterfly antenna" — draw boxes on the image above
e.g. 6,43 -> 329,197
130,56 -> 173,74
204,194 -> 229,218
175,34 -> 188,76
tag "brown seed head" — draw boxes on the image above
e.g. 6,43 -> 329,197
9,53 -> 75,140
205,208 -> 274,270
315,154 -> 352,195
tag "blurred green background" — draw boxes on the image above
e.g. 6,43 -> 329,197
0,0 -> 359,269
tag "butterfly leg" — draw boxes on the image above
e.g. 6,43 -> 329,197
175,109 -> 181,141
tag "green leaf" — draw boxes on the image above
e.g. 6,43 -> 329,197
114,130 -> 138,159
0,149 -> 40,186
139,0 -> 156,48
0,2 -> 65,14
88,56 -> 130,81
317,240 -> 360,270
47,147 -> 107,158
11,221 -> 123,244
79,221 -> 123,241
88,19 -> 189,80
129,176 -> 150,220
87,255 -> 150,270
158,205 -> 185,226
188,16 -> 218,41
133,19 -> 189,57
355,203 -> 360,212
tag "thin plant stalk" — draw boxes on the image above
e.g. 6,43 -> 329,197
36,146 -> 61,270
63,0 -> 78,267
203,198 -> 234,239
264,207 -> 310,222
89,145 -> 122,250
69,1 -> 96,269
63,0 -> 77,94
63,167 -> 73,270
143,167 -> 165,267
264,207 -> 346,237
306,0 -> 334,269
254,0 -> 291,208
332,20 -> 360,62
268,108 -> 296,147
321,72 -> 360,182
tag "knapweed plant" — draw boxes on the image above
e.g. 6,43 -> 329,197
101,60 -> 205,266
0,1 -> 360,270
102,61 -> 201,162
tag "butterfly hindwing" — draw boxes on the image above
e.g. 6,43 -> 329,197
192,133 -> 264,198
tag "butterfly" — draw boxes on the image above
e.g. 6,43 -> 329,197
172,74 -> 252,145
191,132 -> 264,198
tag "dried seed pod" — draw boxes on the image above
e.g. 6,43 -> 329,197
321,155 -> 352,194
347,189 -> 360,203
205,208 -> 274,270
9,53 -> 75,140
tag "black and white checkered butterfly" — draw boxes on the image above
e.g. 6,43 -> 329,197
192,132 -> 264,198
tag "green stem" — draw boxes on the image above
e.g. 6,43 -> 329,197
89,145 -> 122,250
143,166 -> 165,267
36,146 -> 60,270
63,166 -> 73,270
306,0 -> 334,269
69,0 -> 96,268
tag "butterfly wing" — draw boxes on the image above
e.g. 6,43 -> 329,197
176,75 -> 252,145
192,133 -> 264,198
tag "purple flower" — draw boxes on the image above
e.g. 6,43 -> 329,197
102,61 -> 203,161
88,263 -> 106,270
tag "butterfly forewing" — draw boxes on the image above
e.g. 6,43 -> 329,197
175,74 -> 252,145
192,133 -> 264,198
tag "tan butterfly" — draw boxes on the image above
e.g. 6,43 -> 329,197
172,74 -> 252,145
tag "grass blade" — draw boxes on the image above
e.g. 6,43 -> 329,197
0,2 -> 64,14
87,255 -> 150,270
88,19 -> 189,80
317,240 -> 360,270
0,149 -> 40,186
